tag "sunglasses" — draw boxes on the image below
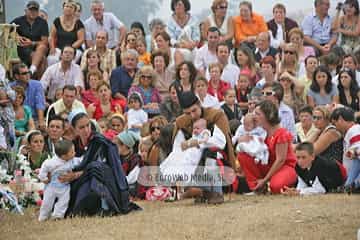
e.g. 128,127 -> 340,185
312,115 -> 323,121
217,5 -> 228,9
262,91 -> 275,96
150,126 -> 161,132
141,75 -> 152,79
19,71 -> 30,75
283,50 -> 296,55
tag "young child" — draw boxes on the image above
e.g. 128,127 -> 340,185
282,142 -> 346,196
97,116 -> 109,134
127,92 -> 148,135
102,114 -> 126,140
235,69 -> 253,115
38,140 -> 80,221
232,113 -> 268,165
221,88 -> 243,121
194,76 -> 220,109
136,37 -> 151,68
160,118 -> 211,181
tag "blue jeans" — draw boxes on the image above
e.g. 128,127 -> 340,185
345,158 -> 360,188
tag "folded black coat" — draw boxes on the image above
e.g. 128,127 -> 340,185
66,133 -> 141,217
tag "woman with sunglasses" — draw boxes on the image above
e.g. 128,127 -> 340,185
128,66 -> 161,118
312,105 -> 343,163
121,32 -> 138,52
203,0 -> 234,43
332,0 -> 360,54
278,43 -> 305,78
307,65 -> 339,108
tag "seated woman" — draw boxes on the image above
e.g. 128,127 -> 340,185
295,105 -> 320,143
233,1 -> 268,48
238,100 -> 297,193
160,81 -> 183,123
278,43 -> 305,78
88,81 -> 125,121
332,0 -> 360,54
233,44 -> 260,86
307,65 -> 339,108
128,66 -> 162,118
81,50 -> 109,85
12,86 -> 35,138
19,130 -> 49,170
81,70 -> 101,108
58,110 -> 140,216
203,0 -> 234,43
335,69 -> 360,114
312,106 -> 343,163
47,0 -> 85,66
174,61 -> 197,92
147,18 -> 166,52
151,50 -> 175,99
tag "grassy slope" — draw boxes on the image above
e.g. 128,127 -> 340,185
1,194 -> 360,240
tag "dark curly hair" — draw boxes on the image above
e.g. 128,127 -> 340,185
171,0 -> 191,12
256,100 -> 281,126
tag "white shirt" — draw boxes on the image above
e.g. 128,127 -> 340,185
197,93 -> 221,109
206,62 -> 240,88
40,62 -> 84,100
194,44 -> 218,72
127,108 -> 148,129
296,176 -> 326,195
343,124 -> 360,172
84,12 -> 124,49
270,25 -> 284,49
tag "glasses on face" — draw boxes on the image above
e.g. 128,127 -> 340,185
150,126 -> 161,132
284,50 -> 295,55
262,91 -> 275,96
312,115 -> 323,121
217,5 -> 228,9
141,75 -> 152,80
19,71 -> 30,75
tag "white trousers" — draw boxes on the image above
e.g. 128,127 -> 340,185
38,185 -> 70,221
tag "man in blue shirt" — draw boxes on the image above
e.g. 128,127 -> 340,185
10,63 -> 46,130
110,49 -> 138,101
301,0 -> 337,55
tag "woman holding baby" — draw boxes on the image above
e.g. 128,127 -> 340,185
237,100 -> 297,194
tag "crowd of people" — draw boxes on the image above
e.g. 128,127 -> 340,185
1,0 -> 360,220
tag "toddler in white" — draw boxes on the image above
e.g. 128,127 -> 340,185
233,114 -> 269,165
38,140 -> 80,221
127,92 -> 148,135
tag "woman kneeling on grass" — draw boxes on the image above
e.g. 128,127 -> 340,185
237,100 -> 297,193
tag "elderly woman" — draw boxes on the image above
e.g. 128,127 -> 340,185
233,1 -> 268,48
288,28 -> 316,64
332,0 -> 360,54
203,0 -> 234,43
312,105 -> 343,162
128,66 -> 162,117
307,65 -> 339,108
238,100 -> 297,193
295,105 -> 320,143
151,50 -> 175,99
147,18 -> 166,52
167,0 -> 199,50
12,86 -> 35,138
47,0 -> 85,66
267,3 -> 298,49
81,49 -> 109,86
57,110 -> 139,216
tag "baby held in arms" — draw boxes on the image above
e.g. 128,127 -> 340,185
233,113 -> 269,165
181,118 -> 210,150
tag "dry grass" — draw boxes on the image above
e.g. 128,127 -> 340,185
1,194 -> 360,240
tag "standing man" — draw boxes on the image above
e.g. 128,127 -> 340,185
301,0 -> 337,55
41,46 -> 83,102
11,1 -> 48,77
9,63 -> 46,130
84,0 -> 127,49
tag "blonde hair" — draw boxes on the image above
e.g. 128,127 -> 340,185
133,65 -> 158,88
211,0 -> 227,13
313,105 -> 331,121
208,62 -> 224,74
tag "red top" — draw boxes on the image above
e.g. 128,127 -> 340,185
265,128 -> 296,168
93,98 -> 126,120
207,80 -> 231,102
81,90 -> 98,107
